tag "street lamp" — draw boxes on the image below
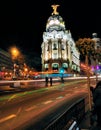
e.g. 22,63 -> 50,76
10,47 -> 20,79
11,47 -> 19,59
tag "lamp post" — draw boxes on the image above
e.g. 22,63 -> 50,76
95,63 -> 98,84
10,47 -> 19,79
85,55 -> 92,111
76,38 -> 96,111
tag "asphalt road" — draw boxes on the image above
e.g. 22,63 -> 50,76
0,79 -> 91,130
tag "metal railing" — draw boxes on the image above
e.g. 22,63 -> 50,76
44,96 -> 87,130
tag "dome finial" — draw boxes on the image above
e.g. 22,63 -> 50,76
51,4 -> 60,15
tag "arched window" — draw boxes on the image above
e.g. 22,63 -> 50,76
62,63 -> 68,68
45,64 -> 48,69
52,63 -> 59,70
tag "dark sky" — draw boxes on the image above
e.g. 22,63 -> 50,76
0,0 -> 101,55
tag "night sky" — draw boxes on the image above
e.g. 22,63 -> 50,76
0,0 -> 101,55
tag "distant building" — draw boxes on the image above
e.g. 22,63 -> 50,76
0,48 -> 13,78
41,5 -> 80,74
91,33 -> 101,74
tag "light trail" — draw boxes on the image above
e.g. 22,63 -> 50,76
0,114 -> 16,123
25,106 -> 37,111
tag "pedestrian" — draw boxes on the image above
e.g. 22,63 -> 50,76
61,76 -> 64,83
50,77 -> 52,86
45,76 -> 48,86
92,80 -> 101,128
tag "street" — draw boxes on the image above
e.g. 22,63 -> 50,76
0,77 -> 98,130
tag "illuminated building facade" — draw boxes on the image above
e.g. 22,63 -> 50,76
0,48 -> 13,78
41,5 -> 80,73
91,33 -> 101,74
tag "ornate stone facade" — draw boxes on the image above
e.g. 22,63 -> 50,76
41,5 -> 80,73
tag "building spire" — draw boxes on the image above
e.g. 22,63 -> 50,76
51,4 -> 60,15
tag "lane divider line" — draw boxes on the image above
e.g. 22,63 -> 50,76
0,114 -> 16,123
56,96 -> 64,99
25,106 -> 37,111
43,100 -> 53,104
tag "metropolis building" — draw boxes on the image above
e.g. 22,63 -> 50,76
41,5 -> 80,74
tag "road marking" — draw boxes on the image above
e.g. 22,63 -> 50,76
65,94 -> 72,96
0,114 -> 16,123
56,96 -> 64,99
25,106 -> 37,111
43,100 -> 53,104
8,94 -> 17,101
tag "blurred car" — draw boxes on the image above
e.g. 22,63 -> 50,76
33,74 -> 42,79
